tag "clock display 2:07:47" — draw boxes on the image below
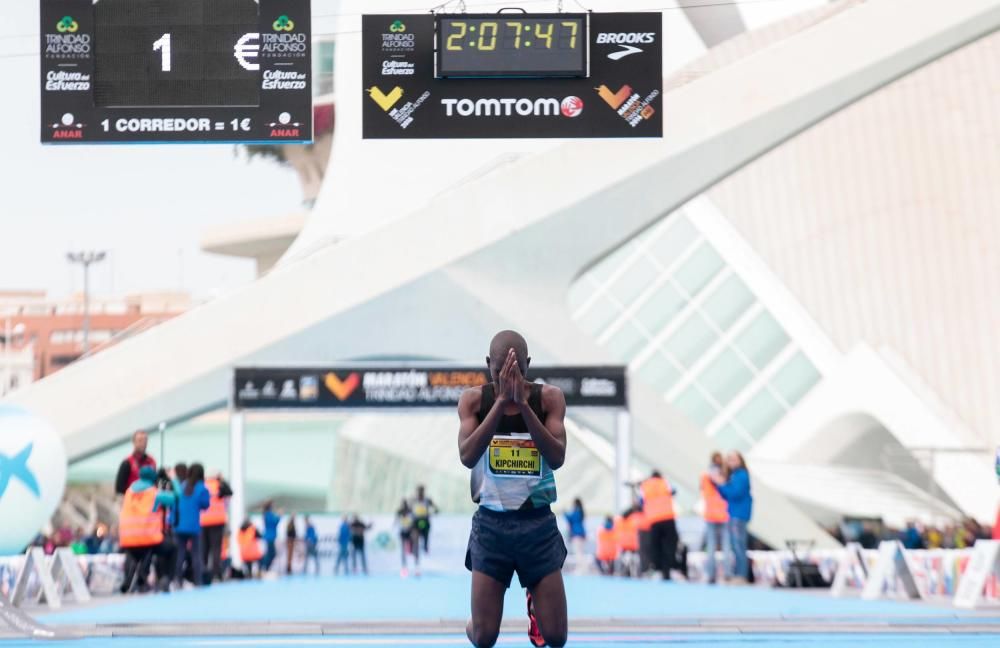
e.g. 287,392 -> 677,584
443,19 -> 581,51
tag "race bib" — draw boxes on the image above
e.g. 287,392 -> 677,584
488,436 -> 542,478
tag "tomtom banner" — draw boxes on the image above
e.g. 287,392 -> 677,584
361,13 -> 662,139
233,366 -> 627,409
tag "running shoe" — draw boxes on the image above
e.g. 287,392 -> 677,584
526,590 -> 546,647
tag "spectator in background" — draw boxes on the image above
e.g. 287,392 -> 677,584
901,520 -> 924,550
70,528 -> 88,555
304,516 -> 320,575
238,520 -> 264,579
285,513 -> 299,575
701,452 -> 729,584
334,515 -> 351,576
200,471 -> 233,584
564,498 -> 587,574
261,501 -> 281,572
350,514 -> 372,575
115,430 -> 156,496
595,516 -> 617,575
712,451 -> 753,583
174,463 -> 210,588
994,507 -> 1000,540
641,470 -> 678,580
119,465 -> 176,593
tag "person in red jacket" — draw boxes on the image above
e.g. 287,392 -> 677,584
115,430 -> 156,495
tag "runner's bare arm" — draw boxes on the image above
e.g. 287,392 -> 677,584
458,388 -> 506,468
517,384 -> 567,469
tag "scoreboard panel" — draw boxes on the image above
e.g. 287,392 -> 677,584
363,12 -> 662,139
41,0 -> 313,144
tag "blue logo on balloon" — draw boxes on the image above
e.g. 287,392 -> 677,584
0,443 -> 40,499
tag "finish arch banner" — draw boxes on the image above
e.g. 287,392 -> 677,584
233,365 -> 626,410
362,12 -> 662,139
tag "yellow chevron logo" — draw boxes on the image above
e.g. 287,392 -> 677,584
368,86 -> 403,112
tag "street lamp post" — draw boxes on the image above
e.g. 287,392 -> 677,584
2,318 -> 26,396
66,250 -> 107,357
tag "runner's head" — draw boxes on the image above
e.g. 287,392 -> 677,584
710,451 -> 723,467
416,484 -> 425,499
487,330 -> 529,382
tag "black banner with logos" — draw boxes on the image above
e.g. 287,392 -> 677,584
362,12 -> 662,139
234,365 -> 627,410
40,0 -> 312,144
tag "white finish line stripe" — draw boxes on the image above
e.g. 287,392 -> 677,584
193,636 -> 685,646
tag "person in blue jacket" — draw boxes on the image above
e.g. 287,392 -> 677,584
334,515 -> 351,576
711,451 -> 753,582
174,462 -> 211,587
564,498 -> 587,573
261,500 -> 282,572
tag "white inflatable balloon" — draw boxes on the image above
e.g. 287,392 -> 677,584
0,404 -> 67,555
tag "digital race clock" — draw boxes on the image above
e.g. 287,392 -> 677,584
435,14 -> 588,78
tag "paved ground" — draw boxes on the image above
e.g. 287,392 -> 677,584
1,574 -> 998,646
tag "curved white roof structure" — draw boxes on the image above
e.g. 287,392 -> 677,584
6,0 -> 1000,547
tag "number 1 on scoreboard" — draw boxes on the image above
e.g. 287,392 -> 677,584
153,33 -> 171,72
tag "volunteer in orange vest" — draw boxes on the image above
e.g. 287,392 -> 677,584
119,465 -> 175,594
238,520 -> 264,579
701,452 -> 729,584
200,472 -> 233,585
640,470 -> 678,580
595,516 -> 618,575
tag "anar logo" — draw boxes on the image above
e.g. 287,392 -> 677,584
368,85 -> 403,111
50,112 -> 83,140
325,372 -> 361,401
268,111 -> 300,137
272,15 -> 295,32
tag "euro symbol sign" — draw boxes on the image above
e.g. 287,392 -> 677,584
234,32 -> 260,71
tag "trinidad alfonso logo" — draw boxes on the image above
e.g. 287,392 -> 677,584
56,16 -> 78,33
389,20 -> 406,33
272,15 -> 295,32
0,444 -> 40,500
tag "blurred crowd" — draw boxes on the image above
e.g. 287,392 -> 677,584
827,517 -> 995,551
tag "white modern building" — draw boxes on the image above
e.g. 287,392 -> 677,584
6,0 -> 1000,548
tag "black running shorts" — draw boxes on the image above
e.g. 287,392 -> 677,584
465,505 -> 567,589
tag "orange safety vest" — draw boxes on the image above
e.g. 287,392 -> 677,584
119,486 -> 164,548
596,527 -> 618,562
239,527 -> 264,563
622,512 -> 642,550
641,476 -> 676,523
200,478 -> 228,527
701,473 -> 729,523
